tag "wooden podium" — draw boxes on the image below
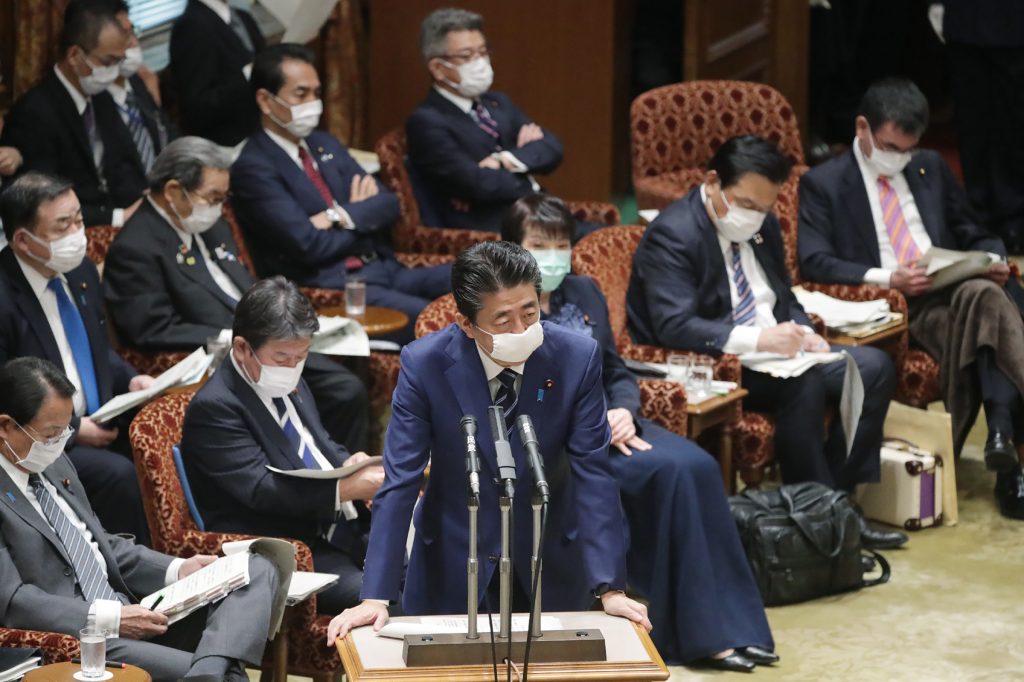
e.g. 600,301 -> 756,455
336,612 -> 669,681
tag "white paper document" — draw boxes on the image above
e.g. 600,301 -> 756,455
266,455 -> 382,479
90,348 -> 212,423
310,315 -> 370,357
286,571 -> 339,606
918,247 -> 997,290
377,615 -> 564,640
792,288 -> 890,328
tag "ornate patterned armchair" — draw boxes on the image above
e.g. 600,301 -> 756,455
129,393 -> 341,681
0,630 -> 79,665
414,295 -> 689,439
374,128 -> 622,254
630,80 -> 805,211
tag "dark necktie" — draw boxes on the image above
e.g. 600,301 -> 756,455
121,89 -> 156,171
493,368 -> 519,435
47,278 -> 100,414
730,243 -> 757,326
297,147 -> 365,272
82,101 -> 103,171
272,397 -> 319,469
470,101 -> 502,151
28,475 -> 121,602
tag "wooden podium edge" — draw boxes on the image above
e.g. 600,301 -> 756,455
337,621 -> 669,681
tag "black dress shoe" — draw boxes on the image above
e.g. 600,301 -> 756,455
861,554 -> 877,572
855,508 -> 908,549
698,652 -> 756,673
739,646 -> 779,665
984,428 -> 1018,474
995,466 -> 1024,520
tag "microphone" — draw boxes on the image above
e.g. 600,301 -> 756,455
516,415 -> 550,502
460,415 -> 481,497
488,406 -> 517,498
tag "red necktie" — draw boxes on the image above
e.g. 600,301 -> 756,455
298,146 -> 334,208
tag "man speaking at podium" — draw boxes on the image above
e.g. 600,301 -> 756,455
329,241 -> 651,641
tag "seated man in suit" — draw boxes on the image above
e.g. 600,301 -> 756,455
328,241 -> 652,641
0,1 -> 145,227
798,78 -> 1024,520
181,277 -> 385,614
104,136 -> 370,452
626,135 -> 904,549
170,0 -> 264,148
406,8 -> 565,234
0,356 -> 285,682
232,43 -> 451,343
0,172 -> 151,542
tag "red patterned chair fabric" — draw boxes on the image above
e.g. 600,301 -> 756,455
414,294 -> 689,436
631,81 -> 805,210
374,128 -> 621,254
129,393 -> 340,678
85,225 -> 119,268
0,629 -> 80,665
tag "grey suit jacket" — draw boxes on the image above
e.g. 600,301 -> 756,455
0,455 -> 172,635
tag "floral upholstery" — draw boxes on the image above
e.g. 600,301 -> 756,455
395,252 -> 455,268
129,393 -> 340,678
366,351 -> 402,455
0,628 -> 79,664
85,225 -> 119,267
631,80 -> 804,210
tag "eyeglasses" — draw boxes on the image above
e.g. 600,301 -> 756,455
18,423 -> 75,448
438,47 -> 490,64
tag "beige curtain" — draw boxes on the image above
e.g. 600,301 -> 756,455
317,0 -> 367,148
13,0 -> 68,99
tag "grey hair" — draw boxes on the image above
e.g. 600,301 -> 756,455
233,277 -> 320,350
420,7 -> 484,63
147,136 -> 231,193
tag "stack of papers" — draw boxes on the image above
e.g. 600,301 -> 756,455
793,288 -> 890,329
91,347 -> 213,423
311,316 -> 370,357
919,246 -> 997,290
740,351 -> 846,378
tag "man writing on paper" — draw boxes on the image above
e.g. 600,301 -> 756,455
181,277 -> 384,613
328,241 -> 652,641
797,78 -> 1024,520
0,172 -> 151,542
0,357 -> 286,682
626,136 -> 903,549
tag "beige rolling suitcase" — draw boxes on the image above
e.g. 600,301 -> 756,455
858,439 -> 944,530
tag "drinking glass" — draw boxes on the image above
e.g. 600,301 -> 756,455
345,276 -> 367,317
666,353 -> 690,384
687,357 -> 714,401
79,626 -> 106,679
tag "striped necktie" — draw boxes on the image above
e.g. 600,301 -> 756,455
28,475 -> 121,603
493,368 -> 518,435
878,176 -> 921,266
81,101 -> 103,172
471,101 -> 502,150
47,278 -> 100,414
730,243 -> 757,326
120,89 -> 156,171
272,397 -> 319,469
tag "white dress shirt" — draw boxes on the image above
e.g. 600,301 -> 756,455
262,128 -> 355,229
197,0 -> 231,23
476,344 -> 525,401
698,185 -> 777,354
0,455 -> 182,636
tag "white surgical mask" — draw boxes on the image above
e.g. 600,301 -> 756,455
4,423 -> 72,473
529,249 -> 572,293
242,347 -> 305,399
475,320 -> 544,365
269,96 -> 323,139
22,228 -> 88,273
170,190 -> 223,235
119,46 -> 144,78
443,56 -> 494,98
709,186 -> 767,243
78,54 -> 121,96
866,129 -> 912,177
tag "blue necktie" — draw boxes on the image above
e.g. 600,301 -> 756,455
47,278 -> 100,414
120,89 -> 156,171
730,243 -> 757,326
272,397 -> 319,468
493,368 -> 518,435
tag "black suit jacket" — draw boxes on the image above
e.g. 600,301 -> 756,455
943,0 -> 1024,48
406,88 -> 563,232
0,71 -> 147,226
180,359 -> 350,543
0,247 -> 137,441
627,187 -> 810,352
169,0 -> 264,146
798,148 -> 1006,285
104,200 -> 253,350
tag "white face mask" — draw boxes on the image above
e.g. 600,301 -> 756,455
475,320 -> 544,366
170,190 -> 223,235
242,346 -> 306,399
866,129 -> 912,177
269,96 -> 323,139
443,56 -> 494,98
709,187 -> 767,243
22,228 -> 88,273
4,423 -> 72,474
119,46 -> 144,78
78,54 -> 120,96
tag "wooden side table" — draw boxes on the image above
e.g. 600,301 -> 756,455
686,388 -> 748,494
24,662 -> 151,682
318,306 -> 409,338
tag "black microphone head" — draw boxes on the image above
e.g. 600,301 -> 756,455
515,414 -> 537,443
460,414 -> 477,435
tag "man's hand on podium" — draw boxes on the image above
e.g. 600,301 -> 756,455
327,599 -> 390,644
601,591 -> 653,632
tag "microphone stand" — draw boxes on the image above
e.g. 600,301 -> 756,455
461,416 -> 482,641
489,405 -> 517,644
529,493 -> 544,640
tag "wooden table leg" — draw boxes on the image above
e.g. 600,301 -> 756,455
272,624 -> 289,682
719,422 -> 735,495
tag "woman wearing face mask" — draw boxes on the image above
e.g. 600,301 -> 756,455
501,195 -> 778,672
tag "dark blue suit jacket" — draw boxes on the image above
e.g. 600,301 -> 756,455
627,188 -> 810,352
181,358 -> 350,544
406,89 -> 563,232
0,247 -> 137,443
360,322 -> 625,614
797,149 -> 1005,286
231,129 -> 401,290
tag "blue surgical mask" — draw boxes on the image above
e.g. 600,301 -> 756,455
529,249 -> 571,292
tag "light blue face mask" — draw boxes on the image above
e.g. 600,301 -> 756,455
529,249 -> 572,292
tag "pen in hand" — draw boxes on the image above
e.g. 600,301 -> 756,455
150,593 -> 165,610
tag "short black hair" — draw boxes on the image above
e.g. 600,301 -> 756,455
707,135 -> 793,189
0,172 -> 76,241
452,241 -> 541,322
501,194 -> 575,245
250,43 -> 316,97
857,77 -> 930,137
233,276 -> 319,350
0,357 -> 76,426
59,0 -> 122,54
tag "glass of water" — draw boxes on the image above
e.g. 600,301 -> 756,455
79,626 -> 106,678
687,356 -> 714,401
345,276 -> 366,317
666,353 -> 690,384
